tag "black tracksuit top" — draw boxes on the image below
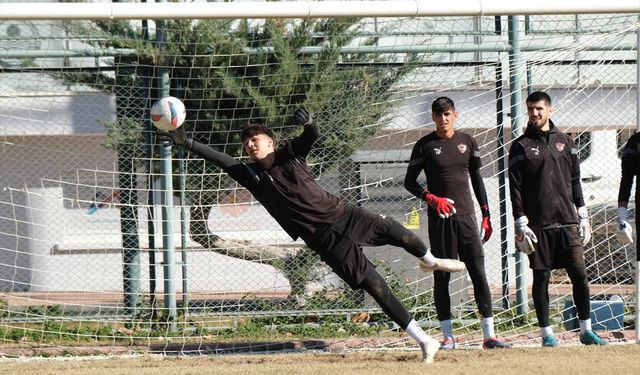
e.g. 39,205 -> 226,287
618,132 -> 640,206
404,130 -> 488,217
188,121 -> 343,241
508,120 -> 584,228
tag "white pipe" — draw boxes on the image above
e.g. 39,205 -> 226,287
0,0 -> 638,20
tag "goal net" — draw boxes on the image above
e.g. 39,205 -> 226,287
0,2 -> 638,354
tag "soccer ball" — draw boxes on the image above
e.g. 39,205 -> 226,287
150,96 -> 186,131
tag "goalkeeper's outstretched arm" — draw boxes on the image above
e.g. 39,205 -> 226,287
157,127 -> 257,187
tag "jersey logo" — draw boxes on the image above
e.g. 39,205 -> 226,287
556,142 -> 565,152
457,143 -> 467,153
531,146 -> 540,156
434,147 -> 442,155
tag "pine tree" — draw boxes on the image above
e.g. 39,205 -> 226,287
63,15 -> 417,303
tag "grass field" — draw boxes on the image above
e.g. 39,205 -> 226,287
1,344 -> 639,375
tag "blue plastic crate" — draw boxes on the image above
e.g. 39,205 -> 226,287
562,297 -> 624,331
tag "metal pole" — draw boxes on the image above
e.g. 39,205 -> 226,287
141,13 -> 158,320
156,13 -> 177,332
114,0 -> 141,321
497,65 -> 510,310
509,15 -> 528,315
1,41 -> 639,59
178,146 -> 189,310
635,26 -> 639,344
144,81 -> 158,317
172,81 -> 189,312
119,154 -> 141,318
494,15 -> 510,310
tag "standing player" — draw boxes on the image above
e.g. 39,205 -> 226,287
508,91 -> 607,347
404,97 -> 511,349
159,107 -> 466,363
616,132 -> 637,246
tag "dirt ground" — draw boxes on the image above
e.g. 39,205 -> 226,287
1,344 -> 639,375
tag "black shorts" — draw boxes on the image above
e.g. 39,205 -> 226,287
303,204 -> 392,289
529,225 -> 585,271
428,214 -> 484,263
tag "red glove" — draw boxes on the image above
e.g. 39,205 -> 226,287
480,216 -> 492,243
480,204 -> 492,243
422,192 -> 456,219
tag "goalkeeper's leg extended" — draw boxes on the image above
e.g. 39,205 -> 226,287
360,270 -> 440,363
384,219 -> 465,273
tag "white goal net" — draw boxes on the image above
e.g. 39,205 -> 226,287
0,0 -> 638,354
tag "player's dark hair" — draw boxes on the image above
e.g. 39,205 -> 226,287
241,123 -> 275,142
526,91 -> 552,106
431,97 -> 455,114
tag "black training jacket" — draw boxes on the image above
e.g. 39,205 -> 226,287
187,121 -> 343,241
618,132 -> 640,205
404,130 -> 489,217
508,120 -> 584,228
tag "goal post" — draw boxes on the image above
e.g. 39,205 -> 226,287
0,0 -> 639,20
0,1 -> 638,353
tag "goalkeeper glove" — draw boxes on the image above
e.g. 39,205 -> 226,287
156,126 -> 192,149
422,191 -> 456,219
293,107 -> 314,126
616,207 -> 634,245
479,204 -> 492,243
577,206 -> 591,246
514,216 -> 537,254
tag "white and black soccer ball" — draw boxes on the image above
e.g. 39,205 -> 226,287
150,96 -> 186,131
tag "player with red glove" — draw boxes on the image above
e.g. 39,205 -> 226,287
404,97 -> 510,350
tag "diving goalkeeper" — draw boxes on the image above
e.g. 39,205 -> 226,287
158,107 -> 465,363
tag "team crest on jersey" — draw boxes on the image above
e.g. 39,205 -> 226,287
556,142 -> 565,152
457,143 -> 467,153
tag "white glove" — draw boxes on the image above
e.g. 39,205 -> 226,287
515,216 -> 538,254
577,206 -> 591,246
616,207 -> 634,245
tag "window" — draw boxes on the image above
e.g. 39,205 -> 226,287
568,132 -> 592,163
617,129 -> 635,159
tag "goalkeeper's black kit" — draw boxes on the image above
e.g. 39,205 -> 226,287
404,130 -> 492,321
182,120 -> 431,330
189,121 -> 343,242
404,130 -> 488,217
618,132 -> 640,259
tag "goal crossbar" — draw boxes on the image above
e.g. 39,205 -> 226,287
0,0 -> 639,21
